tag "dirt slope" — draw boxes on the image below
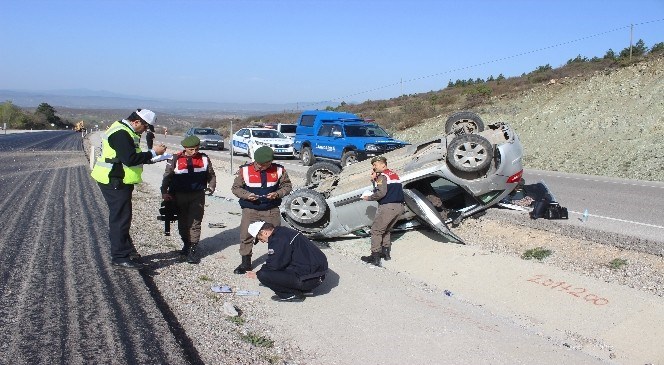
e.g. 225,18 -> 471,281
396,57 -> 664,182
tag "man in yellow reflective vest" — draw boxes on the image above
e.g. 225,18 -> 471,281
91,109 -> 169,269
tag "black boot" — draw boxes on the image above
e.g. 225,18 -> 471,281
180,243 -> 191,257
233,255 -> 252,274
360,252 -> 381,266
382,246 -> 391,261
187,245 -> 201,264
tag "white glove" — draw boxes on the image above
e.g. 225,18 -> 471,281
151,153 -> 173,163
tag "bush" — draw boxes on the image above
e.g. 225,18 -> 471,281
609,258 -> 628,269
241,333 -> 274,348
521,247 -> 552,261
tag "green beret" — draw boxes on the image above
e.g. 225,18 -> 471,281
253,146 -> 274,163
181,135 -> 200,147
370,155 -> 387,164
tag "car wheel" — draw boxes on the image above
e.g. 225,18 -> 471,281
341,150 -> 358,166
283,189 -> 327,224
301,146 -> 314,166
305,162 -> 342,185
446,134 -> 493,172
444,111 -> 485,134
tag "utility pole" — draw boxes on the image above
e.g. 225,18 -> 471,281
230,119 -> 234,174
629,24 -> 633,61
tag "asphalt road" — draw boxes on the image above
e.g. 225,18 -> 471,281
524,169 -> 664,245
0,131 -> 192,365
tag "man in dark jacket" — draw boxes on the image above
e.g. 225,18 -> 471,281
245,221 -> 328,302
161,135 -> 216,264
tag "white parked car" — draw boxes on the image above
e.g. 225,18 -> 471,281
231,127 -> 294,159
264,123 -> 297,140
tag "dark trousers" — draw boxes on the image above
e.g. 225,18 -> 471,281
370,203 -> 405,253
239,207 -> 281,256
175,190 -> 206,246
98,181 -> 135,259
256,269 -> 325,299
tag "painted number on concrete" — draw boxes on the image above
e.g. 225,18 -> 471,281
526,274 -> 609,306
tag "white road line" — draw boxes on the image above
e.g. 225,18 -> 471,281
569,210 -> 664,229
528,172 -> 664,189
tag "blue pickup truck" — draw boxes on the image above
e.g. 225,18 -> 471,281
292,110 -> 409,166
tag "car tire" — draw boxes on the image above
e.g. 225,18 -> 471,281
446,134 -> 493,172
444,111 -> 485,134
301,146 -> 314,166
341,150 -> 358,167
305,162 -> 342,185
283,189 -> 327,224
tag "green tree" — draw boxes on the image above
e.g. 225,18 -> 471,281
566,55 -> 587,64
1,101 -> 33,129
534,64 -> 553,72
35,102 -> 63,127
650,42 -> 664,55
603,48 -> 616,60
619,39 -> 647,59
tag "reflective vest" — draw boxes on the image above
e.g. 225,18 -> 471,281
238,163 -> 284,210
91,121 -> 143,184
169,152 -> 210,192
377,169 -> 404,205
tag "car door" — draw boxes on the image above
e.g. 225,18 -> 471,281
402,189 -> 465,244
233,129 -> 250,154
313,124 -> 341,159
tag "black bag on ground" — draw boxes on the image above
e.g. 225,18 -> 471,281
544,202 -> 568,219
530,197 -> 549,219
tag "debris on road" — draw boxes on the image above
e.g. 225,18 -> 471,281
211,285 -> 233,293
223,302 -> 239,317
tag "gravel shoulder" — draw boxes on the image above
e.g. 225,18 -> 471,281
104,133 -> 663,365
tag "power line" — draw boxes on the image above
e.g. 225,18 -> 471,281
302,18 -> 663,108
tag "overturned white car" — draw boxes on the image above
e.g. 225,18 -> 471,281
280,111 -> 524,243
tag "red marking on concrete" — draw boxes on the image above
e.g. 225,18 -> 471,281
526,274 -> 609,306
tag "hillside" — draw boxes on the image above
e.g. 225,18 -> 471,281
395,57 -> 664,182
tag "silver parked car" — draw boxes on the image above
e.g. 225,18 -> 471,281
184,127 -> 225,150
280,111 -> 524,243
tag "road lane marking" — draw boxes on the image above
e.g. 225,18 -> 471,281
569,210 -> 664,229
528,172 -> 664,189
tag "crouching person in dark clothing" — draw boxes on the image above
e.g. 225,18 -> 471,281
245,222 -> 328,302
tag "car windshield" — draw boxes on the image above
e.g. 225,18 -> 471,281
344,124 -> 390,137
252,130 -> 285,139
280,125 -> 297,133
195,129 -> 217,135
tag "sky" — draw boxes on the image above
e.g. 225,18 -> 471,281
1,0 -> 662,106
